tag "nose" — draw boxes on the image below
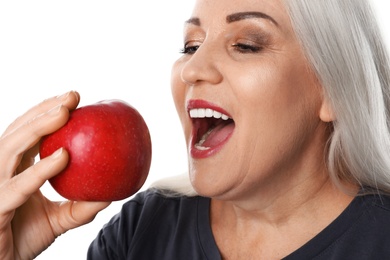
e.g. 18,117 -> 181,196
180,43 -> 223,86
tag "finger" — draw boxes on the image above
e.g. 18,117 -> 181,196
16,145 -> 39,174
52,200 -> 111,236
2,90 -> 80,138
0,105 -> 70,178
0,148 -> 68,214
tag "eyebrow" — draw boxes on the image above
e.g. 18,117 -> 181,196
185,11 -> 278,27
227,12 -> 278,26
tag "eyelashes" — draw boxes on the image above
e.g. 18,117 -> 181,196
231,43 -> 262,53
179,45 -> 199,55
179,42 -> 263,55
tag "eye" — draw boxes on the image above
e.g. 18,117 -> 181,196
232,43 -> 262,53
180,42 -> 201,55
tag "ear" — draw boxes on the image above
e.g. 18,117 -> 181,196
319,97 -> 335,122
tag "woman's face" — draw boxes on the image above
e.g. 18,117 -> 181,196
171,0 -> 331,200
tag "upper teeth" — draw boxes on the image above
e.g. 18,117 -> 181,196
189,108 -> 230,120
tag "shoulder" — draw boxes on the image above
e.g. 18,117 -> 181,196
355,193 -> 390,226
320,194 -> 390,259
102,188 -> 201,235
359,193 -> 390,229
121,188 -> 201,218
87,189 -> 208,259
333,193 -> 390,239
287,193 -> 390,260
367,193 -> 390,212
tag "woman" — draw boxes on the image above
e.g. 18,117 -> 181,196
1,0 -> 390,259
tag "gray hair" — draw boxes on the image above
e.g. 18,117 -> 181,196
283,0 -> 390,194
151,0 -> 390,196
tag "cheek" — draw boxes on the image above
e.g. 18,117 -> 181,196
233,57 -> 321,121
232,60 -> 323,160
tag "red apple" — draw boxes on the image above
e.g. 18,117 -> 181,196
39,99 -> 152,201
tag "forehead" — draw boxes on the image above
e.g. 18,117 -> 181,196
190,0 -> 289,26
186,0 -> 294,39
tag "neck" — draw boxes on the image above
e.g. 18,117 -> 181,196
210,176 -> 358,259
215,177 -> 355,223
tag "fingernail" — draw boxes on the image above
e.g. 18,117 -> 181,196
48,104 -> 62,115
52,147 -> 63,158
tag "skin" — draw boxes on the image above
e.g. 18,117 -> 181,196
171,0 -> 357,258
0,91 -> 110,260
0,0 -> 358,259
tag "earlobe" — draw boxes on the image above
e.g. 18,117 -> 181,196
319,98 -> 335,122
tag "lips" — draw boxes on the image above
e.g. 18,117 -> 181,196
187,99 -> 235,158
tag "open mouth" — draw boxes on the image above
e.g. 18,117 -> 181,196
189,107 -> 235,157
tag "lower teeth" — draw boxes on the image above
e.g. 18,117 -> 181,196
195,144 -> 210,150
197,128 -> 213,145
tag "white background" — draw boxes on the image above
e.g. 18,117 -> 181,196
0,1 -> 388,259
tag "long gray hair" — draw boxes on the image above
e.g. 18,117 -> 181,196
283,0 -> 390,194
151,0 -> 390,196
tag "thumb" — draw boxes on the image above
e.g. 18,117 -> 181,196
55,201 -> 111,235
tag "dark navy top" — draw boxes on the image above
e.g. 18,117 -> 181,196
87,189 -> 390,259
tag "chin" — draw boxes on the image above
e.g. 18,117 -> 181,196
189,171 -> 233,199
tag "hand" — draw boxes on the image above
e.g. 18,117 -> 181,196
0,91 -> 110,260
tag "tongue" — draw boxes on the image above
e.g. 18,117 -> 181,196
201,122 -> 234,148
